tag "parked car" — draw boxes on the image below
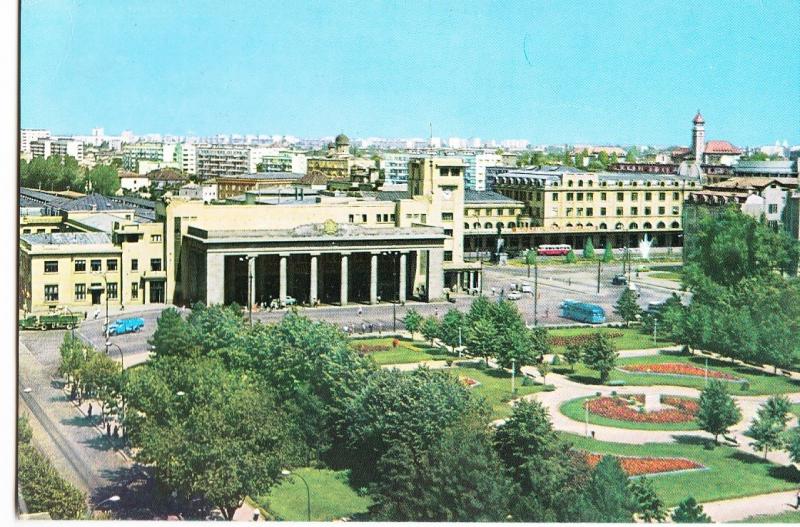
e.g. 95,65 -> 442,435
612,274 -> 628,285
283,296 -> 297,306
627,283 -> 640,297
520,284 -> 534,294
106,317 -> 144,336
506,291 -> 522,301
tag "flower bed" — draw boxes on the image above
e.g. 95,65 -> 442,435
459,376 -> 480,389
620,362 -> 738,380
585,394 -> 699,424
351,343 -> 391,354
585,453 -> 705,477
549,331 -> 624,348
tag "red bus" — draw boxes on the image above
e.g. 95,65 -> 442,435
537,244 -> 571,256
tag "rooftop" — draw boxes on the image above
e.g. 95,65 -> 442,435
21,232 -> 113,246
217,171 -> 304,181
464,190 -> 520,203
705,140 -> 741,155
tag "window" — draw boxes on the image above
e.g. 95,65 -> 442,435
44,285 -> 58,302
768,204 -> 778,214
617,192 -> 624,201
586,192 -> 594,200
566,193 -> 574,201
75,284 -> 86,301
566,208 -> 573,216
74,259 -> 86,272
131,259 -> 138,271
577,193 -> 584,201
362,214 -> 367,223
106,259 -> 118,271
552,193 -> 558,200
586,208 -> 594,216
44,261 -> 58,273
442,212 -> 454,221
600,207 -> 607,216
444,251 -> 453,262
107,282 -> 118,300
421,214 -> 426,223
659,192 -> 666,201
672,192 -> 680,200
131,282 -> 139,299
644,207 -> 651,215
600,192 -> 607,200
577,208 -> 584,217
616,207 -> 624,216
658,207 -> 665,215
630,207 -> 638,215
645,192 -> 652,201
444,229 -> 453,236
150,234 -> 162,243
150,258 -> 162,271
672,206 -> 680,215
91,259 -> 102,272
348,214 -> 354,223
22,228 -> 30,234
631,192 -> 638,200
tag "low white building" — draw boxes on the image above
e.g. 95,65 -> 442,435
118,171 -> 150,194
178,182 -> 218,203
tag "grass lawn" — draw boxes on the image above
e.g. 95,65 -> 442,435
351,337 -> 453,365
553,352 -> 800,395
738,510 -> 800,523
446,365 -> 550,420
559,395 -> 702,431
548,326 -> 675,354
256,468 -> 372,521
563,433 -> 800,507
647,271 -> 682,281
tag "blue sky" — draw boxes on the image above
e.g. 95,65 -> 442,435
21,0 -> 800,145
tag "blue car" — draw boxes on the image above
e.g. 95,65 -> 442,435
107,317 -> 145,336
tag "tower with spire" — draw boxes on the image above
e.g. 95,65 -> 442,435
691,110 -> 705,162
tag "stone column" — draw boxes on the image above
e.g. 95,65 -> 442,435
370,253 -> 378,305
476,270 -> 482,293
398,252 -> 407,303
309,254 -> 318,305
247,256 -> 256,308
206,252 -> 225,305
340,254 -> 349,305
279,254 -> 288,304
426,248 -> 444,301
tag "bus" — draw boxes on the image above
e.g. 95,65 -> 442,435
537,244 -> 572,256
560,300 -> 606,324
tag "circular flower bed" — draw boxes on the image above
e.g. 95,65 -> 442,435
585,453 -> 705,477
621,362 -> 738,380
585,394 -> 699,424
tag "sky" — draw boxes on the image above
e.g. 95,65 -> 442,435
20,0 -> 800,146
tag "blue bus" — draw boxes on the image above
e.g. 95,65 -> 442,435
560,300 -> 606,324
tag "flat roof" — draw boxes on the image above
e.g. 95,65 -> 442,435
187,222 -> 446,243
21,232 -> 112,246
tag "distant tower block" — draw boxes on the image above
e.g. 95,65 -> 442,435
644,393 -> 662,412
691,110 -> 705,162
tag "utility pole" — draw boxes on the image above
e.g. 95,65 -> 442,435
533,257 -> 539,326
511,358 -> 516,394
596,258 -> 601,294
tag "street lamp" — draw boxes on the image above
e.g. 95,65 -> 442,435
238,256 -> 255,326
88,495 -> 120,518
511,358 -> 516,394
106,342 -> 125,370
280,469 -> 310,521
93,271 -> 110,354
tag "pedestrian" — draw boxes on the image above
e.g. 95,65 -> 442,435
545,308 -> 550,319
361,322 -> 366,334
106,423 -> 111,437
568,278 -> 572,286
491,287 -> 496,296
87,403 -> 93,418
93,310 -> 100,320
795,489 -> 800,509
113,425 -> 119,439
368,323 -> 374,333
343,324 -> 348,334
377,322 -> 383,335
434,308 -> 439,319
358,306 -> 363,316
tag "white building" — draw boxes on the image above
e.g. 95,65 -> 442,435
381,153 -> 413,185
30,138 -> 84,161
177,143 -> 197,175
178,182 -> 218,203
474,153 -> 503,191
20,129 -> 51,154
118,171 -> 150,194
195,145 -> 269,179
258,149 -> 307,174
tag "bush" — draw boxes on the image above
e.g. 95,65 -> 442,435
740,382 -> 750,392
551,355 -> 561,366
611,390 -> 617,397
521,376 -> 536,387
608,380 -> 626,386
543,385 -> 556,392
392,338 -> 400,348
549,331 -> 624,348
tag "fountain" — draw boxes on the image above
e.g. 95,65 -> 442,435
639,234 -> 653,260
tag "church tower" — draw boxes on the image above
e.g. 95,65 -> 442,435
692,110 -> 705,162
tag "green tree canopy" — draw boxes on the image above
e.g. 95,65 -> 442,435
615,288 -> 642,326
583,238 -> 595,259
86,164 -> 120,195
671,496 -> 711,523
403,309 -> 423,339
581,332 -> 619,383
696,380 -> 741,444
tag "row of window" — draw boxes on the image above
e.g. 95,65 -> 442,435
47,258 -> 163,273
557,191 -> 681,202
563,179 -> 694,188
21,228 -> 48,234
563,206 -> 681,217
46,282 -> 142,302
465,208 -> 522,217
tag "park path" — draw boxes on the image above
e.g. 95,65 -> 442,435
698,490 -> 800,523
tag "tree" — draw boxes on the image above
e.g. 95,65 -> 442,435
629,477 -> 666,523
581,332 -> 618,383
536,361 -> 551,384
583,238 -> 595,259
747,412 -> 785,459
696,380 -> 741,444
466,317 -> 498,365
563,344 -> 582,372
124,356 -> 298,520
762,394 -> 792,428
439,309 -> 466,349
602,241 -> 614,262
625,147 -> 639,163
615,288 -> 642,326
420,316 -> 441,346
403,309 -> 423,339
565,249 -> 577,263
577,456 -> 635,522
86,165 -> 120,195
671,496 -> 711,523
17,418 -> 87,519
785,426 -> 800,464
149,307 -> 196,358
58,333 -> 88,399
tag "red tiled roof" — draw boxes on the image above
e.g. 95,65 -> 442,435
704,140 -> 741,155
693,111 -> 705,124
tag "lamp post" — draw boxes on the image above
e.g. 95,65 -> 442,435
281,469 -> 310,521
238,256 -> 255,326
106,342 -> 126,438
93,272 -> 110,354
596,258 -> 602,294
533,252 -> 539,326
511,358 -> 516,394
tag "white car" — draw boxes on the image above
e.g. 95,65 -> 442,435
506,291 -> 522,301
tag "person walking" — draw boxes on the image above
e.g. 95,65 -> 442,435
113,425 -> 119,439
358,306 -> 363,316
87,403 -> 93,419
106,423 -> 111,437
795,489 -> 800,509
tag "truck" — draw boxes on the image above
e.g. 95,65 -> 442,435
106,317 -> 145,336
19,313 -> 81,331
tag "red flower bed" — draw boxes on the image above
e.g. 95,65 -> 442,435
351,343 -> 391,354
549,331 -> 624,347
585,395 -> 698,423
459,376 -> 479,389
621,362 -> 738,380
585,453 -> 704,476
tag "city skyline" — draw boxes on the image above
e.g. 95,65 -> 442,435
21,0 -> 800,146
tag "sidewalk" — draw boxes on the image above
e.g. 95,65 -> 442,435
700,490 -> 800,523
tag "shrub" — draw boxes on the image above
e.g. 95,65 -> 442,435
543,385 -> 556,392
521,376 -> 535,387
549,332 -> 624,347
392,338 -> 400,348
740,382 -> 750,392
551,355 -> 561,366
